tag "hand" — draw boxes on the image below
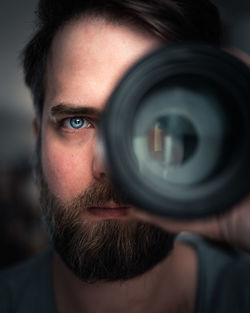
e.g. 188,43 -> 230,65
130,195 -> 250,251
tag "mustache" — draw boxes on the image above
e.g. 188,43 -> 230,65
70,181 -> 130,209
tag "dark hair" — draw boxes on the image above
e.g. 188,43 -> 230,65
22,0 -> 222,120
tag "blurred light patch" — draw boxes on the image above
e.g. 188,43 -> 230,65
0,106 -> 34,170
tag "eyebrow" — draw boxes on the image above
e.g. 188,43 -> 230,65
49,104 -> 102,120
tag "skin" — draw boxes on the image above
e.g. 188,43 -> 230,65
41,17 -> 162,204
37,17 -> 197,313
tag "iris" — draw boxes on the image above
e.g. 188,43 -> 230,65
70,117 -> 86,129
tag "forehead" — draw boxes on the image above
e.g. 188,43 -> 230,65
44,17 -> 162,111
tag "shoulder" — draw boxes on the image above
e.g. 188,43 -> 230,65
0,246 -> 56,313
176,233 -> 250,313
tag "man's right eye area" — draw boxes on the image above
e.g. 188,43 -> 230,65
62,117 -> 93,130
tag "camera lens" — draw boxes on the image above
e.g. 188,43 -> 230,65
100,43 -> 250,218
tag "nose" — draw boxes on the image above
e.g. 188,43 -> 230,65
92,139 -> 108,181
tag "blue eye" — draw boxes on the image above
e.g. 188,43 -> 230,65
67,117 -> 89,129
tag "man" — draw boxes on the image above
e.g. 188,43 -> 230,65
0,1 -> 250,312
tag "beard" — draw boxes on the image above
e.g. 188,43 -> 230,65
35,147 -> 175,283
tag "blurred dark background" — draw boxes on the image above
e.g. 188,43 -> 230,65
0,0 -> 250,268
0,0 -> 49,268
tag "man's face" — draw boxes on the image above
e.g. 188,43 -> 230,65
38,17 -> 175,282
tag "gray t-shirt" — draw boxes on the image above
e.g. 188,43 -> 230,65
0,235 -> 249,313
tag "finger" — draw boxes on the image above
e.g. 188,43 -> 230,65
130,208 -> 221,238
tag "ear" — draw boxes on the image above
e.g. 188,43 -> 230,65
33,118 -> 40,137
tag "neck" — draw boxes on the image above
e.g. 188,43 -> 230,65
52,241 -> 197,313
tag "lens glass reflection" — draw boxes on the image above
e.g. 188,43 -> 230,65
132,84 -> 229,187
148,116 -> 198,166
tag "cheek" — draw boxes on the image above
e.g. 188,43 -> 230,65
41,136 -> 93,202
